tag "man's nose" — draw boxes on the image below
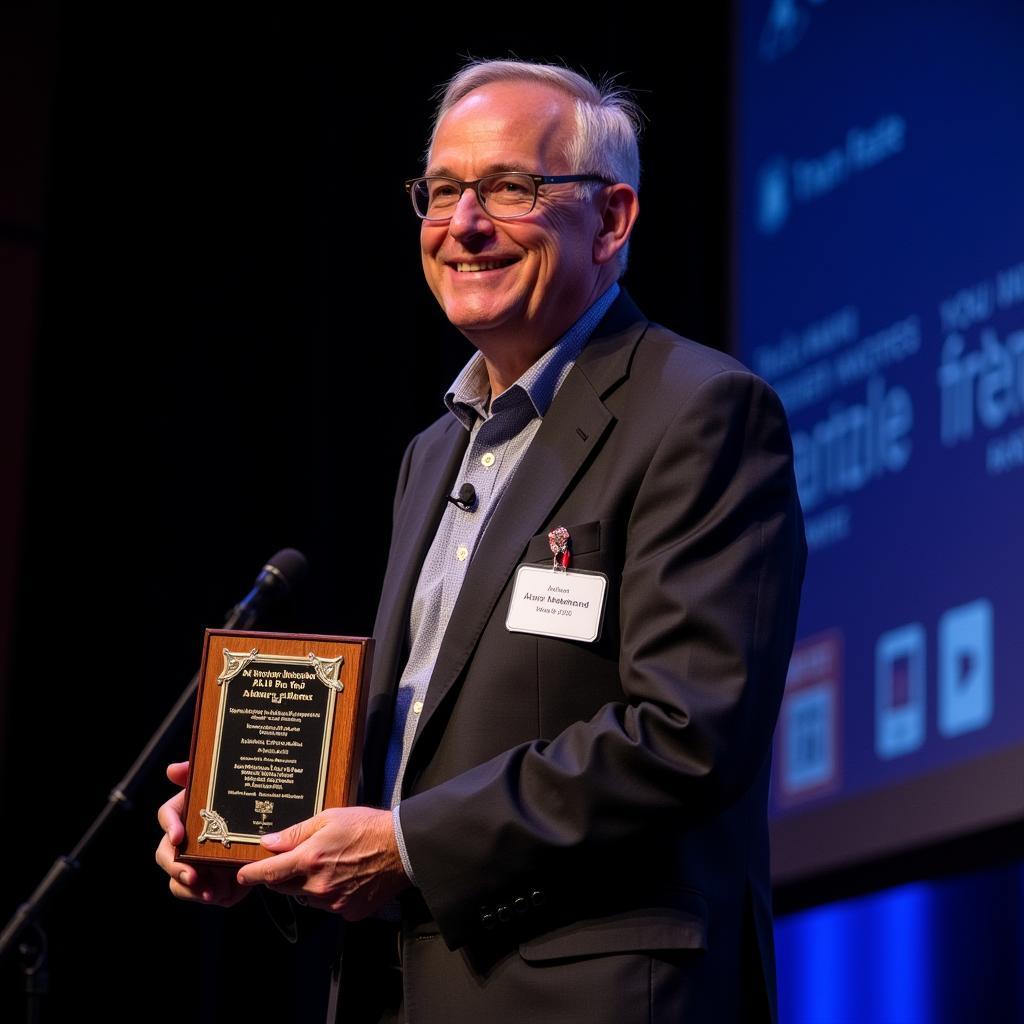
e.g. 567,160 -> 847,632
447,186 -> 494,239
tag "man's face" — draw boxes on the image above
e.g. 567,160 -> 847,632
421,82 -> 608,353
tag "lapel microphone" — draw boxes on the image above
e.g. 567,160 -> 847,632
447,482 -> 477,511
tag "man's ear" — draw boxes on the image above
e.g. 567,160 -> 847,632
593,184 -> 640,266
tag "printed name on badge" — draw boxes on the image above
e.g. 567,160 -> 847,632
506,564 -> 607,643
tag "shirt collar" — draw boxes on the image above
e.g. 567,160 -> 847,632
444,282 -> 620,431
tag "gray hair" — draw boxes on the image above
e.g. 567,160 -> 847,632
428,59 -> 642,274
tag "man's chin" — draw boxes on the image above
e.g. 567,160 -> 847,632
440,302 -> 516,338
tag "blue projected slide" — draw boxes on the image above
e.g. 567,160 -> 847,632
735,1 -> 1024,883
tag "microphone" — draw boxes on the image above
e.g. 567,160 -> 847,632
223,547 -> 308,630
447,483 -> 477,511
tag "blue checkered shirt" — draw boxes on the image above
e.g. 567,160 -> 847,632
385,283 -> 620,883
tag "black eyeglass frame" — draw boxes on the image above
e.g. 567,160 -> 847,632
404,172 -> 613,221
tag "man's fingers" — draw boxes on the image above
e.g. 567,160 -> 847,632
155,760 -> 248,909
156,833 -> 198,889
155,832 -> 191,881
167,872 -> 243,907
168,877 -> 215,904
157,789 -> 186,844
258,814 -> 324,853
236,848 -> 303,888
158,762 -> 189,846
234,815 -> 322,887
157,836 -> 247,906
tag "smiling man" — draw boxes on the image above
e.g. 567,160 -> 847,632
416,78 -> 637,392
157,59 -> 805,1023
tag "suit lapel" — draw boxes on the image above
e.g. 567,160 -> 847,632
406,293 -> 649,771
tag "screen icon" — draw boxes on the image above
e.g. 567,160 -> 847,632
875,623 -> 926,759
775,630 -> 842,805
938,599 -> 993,737
782,687 -> 834,790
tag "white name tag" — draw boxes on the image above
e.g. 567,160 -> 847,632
505,564 -> 607,643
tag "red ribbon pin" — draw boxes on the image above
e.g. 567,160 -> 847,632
548,526 -> 571,572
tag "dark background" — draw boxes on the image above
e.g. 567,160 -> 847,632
0,6 -> 732,1021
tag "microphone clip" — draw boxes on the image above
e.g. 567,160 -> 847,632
447,482 -> 477,511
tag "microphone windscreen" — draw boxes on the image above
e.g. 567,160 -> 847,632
263,548 -> 308,593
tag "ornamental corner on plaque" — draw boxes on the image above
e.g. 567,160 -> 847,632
178,630 -> 373,865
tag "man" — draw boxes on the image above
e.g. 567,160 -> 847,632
157,60 -> 805,1022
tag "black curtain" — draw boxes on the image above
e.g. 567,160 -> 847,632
0,9 -> 730,1020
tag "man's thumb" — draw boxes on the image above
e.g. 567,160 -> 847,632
260,815 -> 321,851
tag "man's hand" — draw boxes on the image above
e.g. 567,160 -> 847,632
235,806 -> 410,920
155,761 -> 249,908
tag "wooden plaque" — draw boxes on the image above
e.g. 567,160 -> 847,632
178,629 -> 373,865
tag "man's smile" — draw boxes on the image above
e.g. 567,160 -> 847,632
449,258 -> 520,273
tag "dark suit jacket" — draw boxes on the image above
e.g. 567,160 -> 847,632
349,291 -> 806,1023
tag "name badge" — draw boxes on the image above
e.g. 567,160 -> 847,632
506,564 -> 607,643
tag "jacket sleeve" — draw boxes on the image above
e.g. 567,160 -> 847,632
396,369 -> 807,949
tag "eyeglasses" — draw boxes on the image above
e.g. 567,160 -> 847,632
405,172 -> 612,221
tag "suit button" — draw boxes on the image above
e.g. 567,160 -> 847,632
530,889 -> 545,907
480,909 -> 496,930
497,904 -> 511,923
514,897 -> 529,915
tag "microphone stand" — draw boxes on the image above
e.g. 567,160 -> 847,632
0,581 -> 290,1022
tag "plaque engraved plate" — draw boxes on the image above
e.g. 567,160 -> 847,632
202,648 -> 343,845
179,630 -> 373,865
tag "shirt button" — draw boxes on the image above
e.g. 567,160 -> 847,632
481,452 -> 496,467
456,545 -> 469,561
413,700 -> 423,714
